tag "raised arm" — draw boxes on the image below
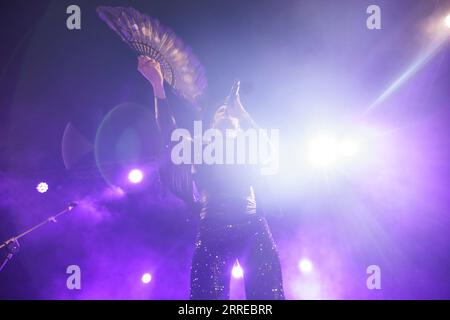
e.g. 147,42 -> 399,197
137,56 -> 176,146
225,80 -> 277,176
223,80 -> 259,130
137,56 -> 198,208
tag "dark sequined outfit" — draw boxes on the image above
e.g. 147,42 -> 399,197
154,93 -> 285,300
191,214 -> 284,299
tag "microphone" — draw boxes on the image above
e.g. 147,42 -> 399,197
68,201 -> 78,210
224,79 -> 240,106
230,79 -> 240,97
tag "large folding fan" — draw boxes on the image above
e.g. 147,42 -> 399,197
97,6 -> 207,106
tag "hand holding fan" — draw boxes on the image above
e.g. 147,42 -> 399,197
97,6 -> 207,106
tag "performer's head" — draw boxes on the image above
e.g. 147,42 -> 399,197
211,105 -> 240,132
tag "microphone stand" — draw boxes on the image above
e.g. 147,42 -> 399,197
0,202 -> 78,273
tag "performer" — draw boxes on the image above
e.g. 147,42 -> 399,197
137,56 -> 285,300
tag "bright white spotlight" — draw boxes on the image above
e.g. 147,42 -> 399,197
232,262 -> 244,279
298,258 -> 313,274
128,169 -> 144,184
36,182 -> 49,193
307,135 -> 338,168
141,272 -> 152,284
338,139 -> 359,158
445,14 -> 450,28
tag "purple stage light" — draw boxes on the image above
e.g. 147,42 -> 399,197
128,169 -> 144,184
141,273 -> 152,284
232,262 -> 244,279
298,258 -> 313,274
36,182 -> 49,193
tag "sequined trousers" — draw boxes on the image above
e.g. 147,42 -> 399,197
190,214 -> 285,300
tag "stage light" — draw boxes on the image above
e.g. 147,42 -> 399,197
232,262 -> 244,279
128,169 -> 144,184
445,14 -> 450,28
338,139 -> 359,158
307,135 -> 338,168
298,258 -> 313,274
36,182 -> 49,193
141,272 -> 152,284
